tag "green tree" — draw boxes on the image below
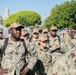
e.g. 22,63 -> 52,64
44,0 -> 76,30
4,11 -> 42,27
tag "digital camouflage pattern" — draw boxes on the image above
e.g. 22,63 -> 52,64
0,36 -> 37,75
47,44 -> 76,75
49,36 -> 62,64
31,38 -> 39,47
33,46 -> 52,75
62,33 -> 71,52
49,36 -> 60,51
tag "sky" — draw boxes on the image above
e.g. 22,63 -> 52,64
0,0 -> 70,22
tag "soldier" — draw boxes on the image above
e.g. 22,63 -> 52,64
62,31 -> 71,52
0,28 -> 3,40
49,26 -> 62,64
20,27 -> 34,55
0,22 -> 37,75
47,46 -> 76,75
42,28 -> 49,45
33,35 -> 52,75
0,28 -> 4,69
42,28 -> 49,39
30,28 -> 39,47
20,28 -> 30,47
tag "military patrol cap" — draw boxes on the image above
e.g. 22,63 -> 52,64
42,28 -> 48,33
0,28 -> 3,32
50,26 -> 57,30
10,22 -> 24,29
33,28 -> 39,33
21,28 -> 28,36
39,35 -> 48,41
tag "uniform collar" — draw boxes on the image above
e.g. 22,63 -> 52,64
50,35 -> 58,41
32,38 -> 38,42
8,35 -> 21,46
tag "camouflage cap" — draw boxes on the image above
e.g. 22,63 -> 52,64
33,28 -> 39,33
39,35 -> 48,41
0,28 -> 3,32
21,28 -> 28,36
50,26 -> 57,30
42,28 -> 48,33
10,22 -> 24,29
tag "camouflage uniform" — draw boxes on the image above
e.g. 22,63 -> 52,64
42,28 -> 49,41
0,28 -> 4,65
21,27 -> 31,51
32,45 -> 52,75
71,39 -> 76,48
31,38 -> 39,47
49,36 -> 62,64
25,39 -> 30,48
47,47 -> 76,75
48,26 -> 62,64
0,36 -> 37,75
49,35 -> 60,51
0,28 -> 3,40
30,28 -> 39,47
62,32 -> 71,52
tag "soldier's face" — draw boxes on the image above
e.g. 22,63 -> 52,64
10,27 -> 21,39
43,32 -> 48,37
21,34 -> 29,40
33,32 -> 39,39
40,40 -> 47,47
50,30 -> 57,37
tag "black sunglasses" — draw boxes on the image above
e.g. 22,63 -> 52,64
33,33 -> 38,35
12,28 -> 21,31
42,40 -> 48,43
51,30 -> 57,32
43,32 -> 48,34
23,33 -> 29,37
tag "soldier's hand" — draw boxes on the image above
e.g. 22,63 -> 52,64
56,45 -> 60,49
0,67 -> 8,74
20,67 -> 30,75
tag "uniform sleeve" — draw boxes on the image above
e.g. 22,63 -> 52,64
0,40 -> 4,49
27,56 -> 37,69
0,39 -> 5,66
56,39 -> 60,45
49,38 -> 61,52
26,44 -> 37,69
49,46 -> 56,52
47,55 -> 73,75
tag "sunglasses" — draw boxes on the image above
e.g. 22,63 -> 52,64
51,30 -> 57,32
23,34 -> 29,37
41,40 -> 48,43
12,28 -> 21,31
43,32 -> 48,34
33,33 -> 38,35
